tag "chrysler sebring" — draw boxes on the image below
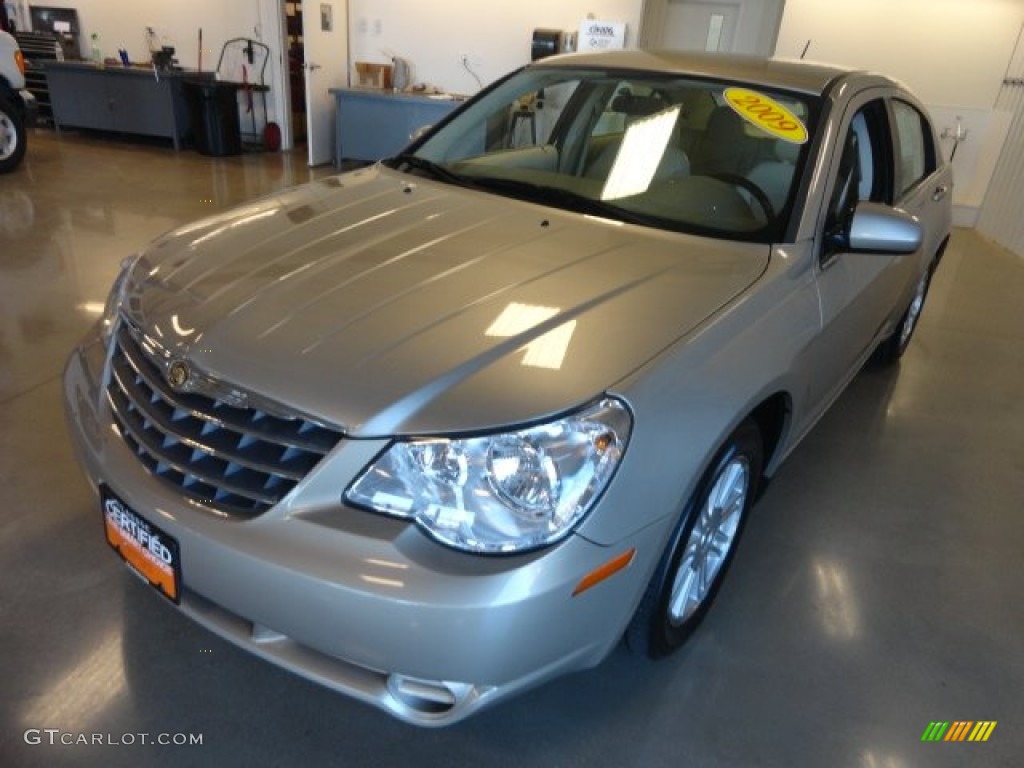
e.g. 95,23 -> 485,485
63,50 -> 952,725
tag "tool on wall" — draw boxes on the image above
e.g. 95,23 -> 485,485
941,116 -> 968,161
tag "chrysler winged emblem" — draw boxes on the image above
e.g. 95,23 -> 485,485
166,360 -> 191,391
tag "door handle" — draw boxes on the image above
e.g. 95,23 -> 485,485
932,184 -> 950,202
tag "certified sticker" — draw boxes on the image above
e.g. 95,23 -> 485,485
723,87 -> 809,144
102,489 -> 181,603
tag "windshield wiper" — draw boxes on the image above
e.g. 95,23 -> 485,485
467,176 -> 657,227
389,154 -> 471,187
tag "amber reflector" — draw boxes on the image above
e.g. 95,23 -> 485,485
572,548 -> 636,596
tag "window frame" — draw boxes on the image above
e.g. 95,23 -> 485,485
818,95 -> 894,264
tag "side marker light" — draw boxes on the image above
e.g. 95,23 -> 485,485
572,548 -> 636,597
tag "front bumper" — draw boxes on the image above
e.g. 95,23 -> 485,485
63,329 -> 657,725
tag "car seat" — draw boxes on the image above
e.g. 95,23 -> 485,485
745,140 -> 800,213
691,105 -> 754,176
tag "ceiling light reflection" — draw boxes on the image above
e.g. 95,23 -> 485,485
189,208 -> 278,248
364,558 -> 409,570
21,625 -> 126,731
601,106 -> 681,200
171,314 -> 195,337
485,302 -> 577,370
485,302 -> 559,337
359,574 -> 405,589
521,320 -> 576,370
860,750 -> 907,768
813,558 -> 859,638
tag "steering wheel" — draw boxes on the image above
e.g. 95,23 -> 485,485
709,173 -> 775,223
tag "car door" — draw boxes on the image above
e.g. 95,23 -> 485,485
808,91 -> 911,407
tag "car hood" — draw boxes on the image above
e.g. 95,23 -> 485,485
124,167 -> 768,436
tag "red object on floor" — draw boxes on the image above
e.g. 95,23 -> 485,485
263,122 -> 282,152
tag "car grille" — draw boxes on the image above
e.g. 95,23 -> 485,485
105,322 -> 344,518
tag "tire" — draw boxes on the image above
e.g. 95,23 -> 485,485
626,419 -> 763,658
873,262 -> 933,366
0,98 -> 27,174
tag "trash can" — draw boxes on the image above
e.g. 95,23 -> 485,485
185,80 -> 242,157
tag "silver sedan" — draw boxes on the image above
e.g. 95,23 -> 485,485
63,50 -> 952,725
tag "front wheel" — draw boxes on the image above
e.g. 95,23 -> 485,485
0,99 -> 27,174
873,263 -> 933,365
626,420 -> 763,658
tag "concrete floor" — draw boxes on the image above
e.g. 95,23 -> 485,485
1,130 -> 1022,767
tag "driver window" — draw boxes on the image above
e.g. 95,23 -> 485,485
824,100 -> 891,247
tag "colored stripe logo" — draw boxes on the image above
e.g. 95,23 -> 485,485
921,721 -> 997,742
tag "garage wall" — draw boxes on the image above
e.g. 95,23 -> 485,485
777,0 -> 1024,226
33,0 -> 642,147
40,0 -> 643,93
32,0 -> 265,73
777,0 -> 1023,108
347,0 -> 644,96
977,33 -> 1024,258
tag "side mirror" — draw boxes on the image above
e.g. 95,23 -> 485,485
847,202 -> 923,254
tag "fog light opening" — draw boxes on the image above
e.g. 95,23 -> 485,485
387,675 -> 458,715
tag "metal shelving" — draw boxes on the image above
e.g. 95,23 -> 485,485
14,31 -> 61,124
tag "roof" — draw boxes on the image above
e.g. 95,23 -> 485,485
533,49 -> 887,96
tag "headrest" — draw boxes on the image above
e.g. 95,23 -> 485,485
775,140 -> 800,164
610,93 -> 669,117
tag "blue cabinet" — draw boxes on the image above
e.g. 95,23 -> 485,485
330,88 -> 461,165
46,62 -> 205,150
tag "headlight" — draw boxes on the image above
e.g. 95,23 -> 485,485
100,256 -> 138,344
345,397 -> 632,554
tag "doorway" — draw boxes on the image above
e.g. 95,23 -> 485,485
275,0 -> 349,165
664,1 -> 740,52
283,1 -> 306,147
639,0 -> 785,56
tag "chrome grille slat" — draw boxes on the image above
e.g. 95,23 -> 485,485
108,356 -> 312,481
106,389 -> 283,505
106,323 -> 345,518
116,325 -> 339,455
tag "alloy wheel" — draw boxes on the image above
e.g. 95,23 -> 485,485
668,456 -> 750,625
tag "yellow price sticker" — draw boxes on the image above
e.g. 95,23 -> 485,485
723,87 -> 809,144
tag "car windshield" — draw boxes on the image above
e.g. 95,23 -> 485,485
390,66 -> 819,242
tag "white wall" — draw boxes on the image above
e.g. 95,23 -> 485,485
347,0 -> 644,96
778,0 -> 1024,224
777,0 -> 1023,108
33,0 -> 264,72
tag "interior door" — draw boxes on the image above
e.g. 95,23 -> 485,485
303,0 -> 349,166
641,0 -> 783,55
